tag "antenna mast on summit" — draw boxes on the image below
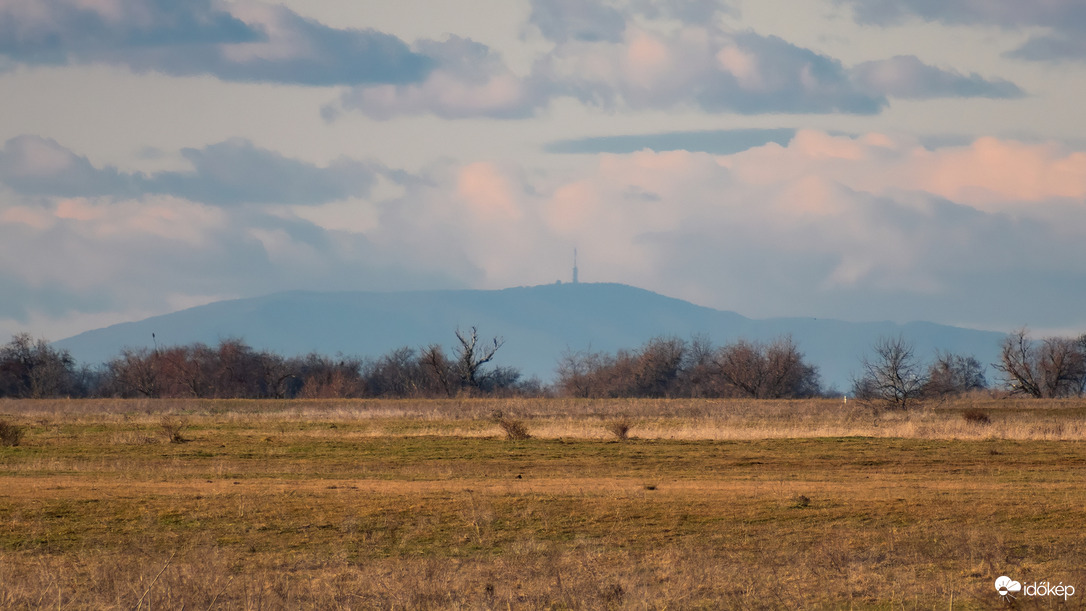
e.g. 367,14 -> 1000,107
572,248 -> 579,284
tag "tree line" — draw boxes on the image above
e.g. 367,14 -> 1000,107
1,327 -> 1084,403
0,329 -> 535,400
849,329 -> 1086,409
556,336 -> 821,398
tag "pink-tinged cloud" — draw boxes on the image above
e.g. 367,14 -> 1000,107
6,132 -> 1086,342
723,130 -> 1086,210
0,205 -> 54,230
3,135 -> 76,175
915,138 -> 1086,207
457,162 -> 523,221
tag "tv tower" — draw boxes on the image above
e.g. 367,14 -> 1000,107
572,248 -> 579,284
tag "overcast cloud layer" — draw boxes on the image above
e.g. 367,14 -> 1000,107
2,0 -> 1085,345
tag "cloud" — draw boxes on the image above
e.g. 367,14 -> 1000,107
0,189 -> 459,338
330,36 -> 545,120
540,27 -> 886,115
323,2 -> 1023,121
535,136 -> 1086,328
0,136 -> 380,205
383,132 -> 1086,329
840,0 -> 1086,62
528,0 -> 627,43
527,0 -> 738,43
6,133 -> 1086,343
545,128 -> 797,154
0,0 -> 432,85
1009,34 -> 1086,63
149,139 -> 378,205
722,131 -> 1086,211
841,0 -> 1086,29
851,55 -> 1025,99
0,135 -> 133,197
629,0 -> 738,24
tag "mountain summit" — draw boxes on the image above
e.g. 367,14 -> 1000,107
55,283 -> 1005,391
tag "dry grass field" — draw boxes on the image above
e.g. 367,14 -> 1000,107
1,397 -> 1085,609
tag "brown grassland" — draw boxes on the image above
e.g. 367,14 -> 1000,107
1,397 -> 1085,609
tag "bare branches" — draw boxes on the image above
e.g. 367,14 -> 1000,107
554,335 -> 821,399
924,351 -> 986,398
853,335 -> 926,409
0,333 -> 80,398
995,328 -> 1086,398
454,326 -> 505,391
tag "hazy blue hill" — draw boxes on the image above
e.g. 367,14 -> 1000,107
55,283 -> 1006,391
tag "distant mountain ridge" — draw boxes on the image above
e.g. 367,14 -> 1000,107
55,283 -> 1007,391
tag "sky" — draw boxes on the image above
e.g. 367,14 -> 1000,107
3,0 -> 1086,345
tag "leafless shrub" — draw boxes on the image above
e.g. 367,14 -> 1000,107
498,418 -> 530,440
0,420 -> 24,446
160,415 -> 188,443
607,419 -> 632,440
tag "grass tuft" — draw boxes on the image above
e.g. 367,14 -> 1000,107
962,408 -> 991,425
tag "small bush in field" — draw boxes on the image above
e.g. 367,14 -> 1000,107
790,494 -> 811,509
962,408 -> 991,425
160,415 -> 188,443
498,418 -> 530,440
0,421 -> 24,446
607,419 -> 632,441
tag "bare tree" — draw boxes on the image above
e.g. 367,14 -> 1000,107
679,335 -> 720,397
716,339 -> 765,397
853,335 -> 926,409
363,346 -> 425,397
631,337 -> 686,397
763,336 -> 821,398
295,353 -> 366,398
1078,334 -> 1086,395
923,351 -> 986,398
106,347 -> 162,398
0,334 -> 80,398
256,351 -> 296,399
715,336 -> 820,399
995,328 -> 1086,398
453,326 -> 504,393
421,344 -> 455,397
556,348 -> 596,398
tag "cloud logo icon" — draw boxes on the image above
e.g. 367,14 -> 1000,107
995,576 -> 1022,596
